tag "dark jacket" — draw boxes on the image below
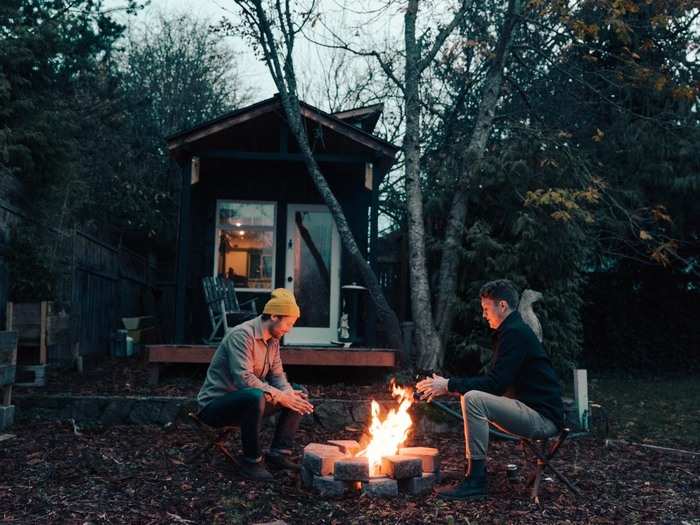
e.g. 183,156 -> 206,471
448,311 -> 564,428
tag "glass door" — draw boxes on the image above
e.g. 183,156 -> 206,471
284,204 -> 340,345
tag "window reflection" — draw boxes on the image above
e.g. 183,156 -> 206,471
216,202 -> 275,290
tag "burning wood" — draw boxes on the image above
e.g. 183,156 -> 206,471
302,381 -> 441,497
356,381 -> 414,476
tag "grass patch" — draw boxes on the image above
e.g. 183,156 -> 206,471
582,372 -> 700,450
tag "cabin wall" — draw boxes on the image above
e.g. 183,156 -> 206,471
185,158 -> 370,342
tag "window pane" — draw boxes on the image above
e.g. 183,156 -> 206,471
217,229 -> 274,290
292,210 -> 333,327
218,202 -> 274,227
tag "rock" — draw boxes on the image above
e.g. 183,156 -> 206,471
303,446 -> 344,476
417,418 -> 453,434
362,477 -> 398,497
100,400 -> 133,426
398,472 -> 436,495
312,475 -> 349,497
349,401 -> 371,425
301,466 -> 314,488
333,457 -> 370,481
313,401 -> 353,431
381,455 -> 422,480
327,439 -> 360,456
398,447 -> 441,472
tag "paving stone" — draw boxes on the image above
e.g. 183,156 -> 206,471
398,472 -> 436,495
303,446 -> 344,476
312,475 -> 349,497
362,477 -> 398,497
333,456 -> 370,481
303,443 -> 342,454
381,455 -> 422,480
300,466 -> 314,488
398,447 -> 440,472
327,439 -> 360,456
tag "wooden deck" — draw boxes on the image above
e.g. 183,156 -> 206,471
145,344 -> 397,385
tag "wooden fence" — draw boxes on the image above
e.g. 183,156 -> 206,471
0,200 -> 164,362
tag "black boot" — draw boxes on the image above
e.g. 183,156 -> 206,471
265,451 -> 300,471
236,455 -> 274,481
437,459 -> 487,500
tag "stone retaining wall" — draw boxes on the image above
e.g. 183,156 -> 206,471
13,394 -> 579,432
13,394 -> 460,433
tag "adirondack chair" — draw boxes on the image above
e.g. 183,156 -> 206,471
202,276 -> 258,344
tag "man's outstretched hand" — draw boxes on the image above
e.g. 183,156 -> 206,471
278,390 -> 314,415
416,373 -> 449,402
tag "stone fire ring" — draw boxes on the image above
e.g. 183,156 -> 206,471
301,442 -> 441,497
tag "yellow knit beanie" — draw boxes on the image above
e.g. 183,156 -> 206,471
263,288 -> 301,317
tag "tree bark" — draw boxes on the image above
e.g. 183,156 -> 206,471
284,101 -> 404,350
434,0 -> 523,363
404,0 -> 443,370
234,0 -> 404,350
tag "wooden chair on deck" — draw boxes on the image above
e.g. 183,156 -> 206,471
202,276 -> 258,344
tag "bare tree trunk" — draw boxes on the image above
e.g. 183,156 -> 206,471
234,0 -> 404,350
434,0 -> 523,363
404,0 -> 442,370
283,99 -> 404,350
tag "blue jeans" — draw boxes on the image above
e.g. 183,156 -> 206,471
198,385 -> 305,461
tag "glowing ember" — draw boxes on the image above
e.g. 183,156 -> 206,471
357,381 -> 414,476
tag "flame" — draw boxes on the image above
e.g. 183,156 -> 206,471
357,381 -> 414,476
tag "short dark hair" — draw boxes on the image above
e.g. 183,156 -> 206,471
479,279 -> 519,309
261,313 -> 272,321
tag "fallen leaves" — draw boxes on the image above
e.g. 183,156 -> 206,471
1,420 -> 698,524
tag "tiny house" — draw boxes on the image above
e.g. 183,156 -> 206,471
166,95 -> 399,352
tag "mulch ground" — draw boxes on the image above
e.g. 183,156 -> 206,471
2,419 -> 699,524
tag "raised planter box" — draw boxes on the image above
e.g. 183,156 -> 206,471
0,331 -> 18,430
6,302 -> 71,383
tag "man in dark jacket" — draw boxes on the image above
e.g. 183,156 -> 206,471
416,279 -> 564,500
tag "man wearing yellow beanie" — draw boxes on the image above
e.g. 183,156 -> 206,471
197,288 -> 314,481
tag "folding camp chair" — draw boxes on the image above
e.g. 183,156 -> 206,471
186,411 -> 238,465
490,426 -> 583,504
429,400 -> 582,504
202,276 -> 258,344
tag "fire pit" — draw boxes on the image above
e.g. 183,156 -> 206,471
301,382 -> 441,497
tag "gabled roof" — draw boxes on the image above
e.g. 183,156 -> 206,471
332,103 -> 384,133
166,95 -> 398,160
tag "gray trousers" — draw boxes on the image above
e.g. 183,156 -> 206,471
460,390 -> 558,461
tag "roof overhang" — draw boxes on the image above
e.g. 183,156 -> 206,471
166,96 -> 399,168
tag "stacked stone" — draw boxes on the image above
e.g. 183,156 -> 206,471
396,447 -> 441,495
302,442 -> 441,498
